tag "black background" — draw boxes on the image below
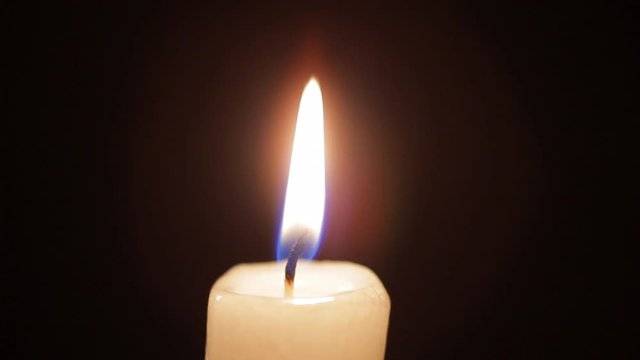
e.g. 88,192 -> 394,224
6,2 -> 636,359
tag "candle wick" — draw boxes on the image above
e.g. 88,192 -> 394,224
284,232 -> 307,298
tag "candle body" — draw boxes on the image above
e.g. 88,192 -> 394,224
205,261 -> 390,360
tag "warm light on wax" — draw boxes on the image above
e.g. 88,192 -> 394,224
279,78 -> 325,256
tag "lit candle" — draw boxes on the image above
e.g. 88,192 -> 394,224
205,78 -> 390,360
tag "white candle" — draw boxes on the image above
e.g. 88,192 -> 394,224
205,78 -> 391,359
206,261 -> 390,359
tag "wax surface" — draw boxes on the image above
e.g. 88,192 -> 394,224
205,261 -> 390,360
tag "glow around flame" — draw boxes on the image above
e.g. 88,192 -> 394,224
277,78 -> 325,260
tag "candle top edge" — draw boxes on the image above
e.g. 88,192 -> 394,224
210,260 -> 389,303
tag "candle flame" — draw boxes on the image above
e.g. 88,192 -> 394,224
278,78 -> 325,260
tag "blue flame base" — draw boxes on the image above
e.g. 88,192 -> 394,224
276,226 -> 321,261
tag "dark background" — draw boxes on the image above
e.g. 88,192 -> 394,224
6,2 -> 636,359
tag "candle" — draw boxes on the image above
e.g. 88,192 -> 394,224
205,78 -> 390,359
